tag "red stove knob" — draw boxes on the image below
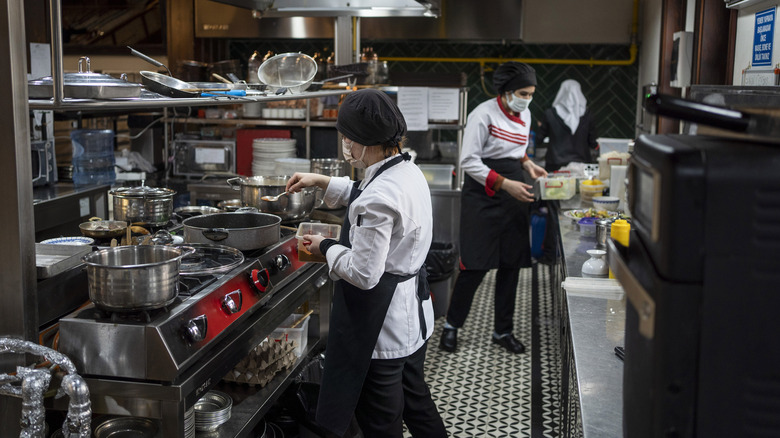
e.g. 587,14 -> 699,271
250,268 -> 270,293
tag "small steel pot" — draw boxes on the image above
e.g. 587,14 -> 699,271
182,211 -> 281,251
112,186 -> 176,226
227,176 -> 317,222
82,245 -> 195,312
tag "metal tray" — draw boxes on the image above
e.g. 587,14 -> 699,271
35,243 -> 91,279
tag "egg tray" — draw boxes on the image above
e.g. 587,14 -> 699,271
223,338 -> 298,387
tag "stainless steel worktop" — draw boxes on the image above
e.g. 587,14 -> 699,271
557,203 -> 625,438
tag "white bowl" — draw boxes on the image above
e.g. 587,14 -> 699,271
592,196 -> 620,211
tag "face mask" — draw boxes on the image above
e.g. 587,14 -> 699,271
342,139 -> 368,169
507,93 -> 532,113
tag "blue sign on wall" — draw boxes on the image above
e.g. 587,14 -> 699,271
753,7 -> 775,67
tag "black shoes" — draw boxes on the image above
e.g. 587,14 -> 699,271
439,328 -> 457,352
492,334 -> 526,354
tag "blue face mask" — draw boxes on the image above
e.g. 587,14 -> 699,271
507,93 -> 532,112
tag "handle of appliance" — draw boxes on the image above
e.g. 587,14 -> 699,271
184,315 -> 208,343
643,93 -> 751,133
128,46 -> 173,76
226,177 -> 242,190
221,290 -> 243,314
250,268 -> 270,292
32,146 -> 45,184
314,275 -> 329,289
606,238 -> 656,340
202,228 -> 229,241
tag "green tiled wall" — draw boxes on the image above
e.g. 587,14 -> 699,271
230,39 -> 638,139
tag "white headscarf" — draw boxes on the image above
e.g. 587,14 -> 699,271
552,79 -> 587,134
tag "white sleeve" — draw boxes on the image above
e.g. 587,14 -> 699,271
322,175 -> 352,208
325,193 -> 394,290
460,109 -> 492,186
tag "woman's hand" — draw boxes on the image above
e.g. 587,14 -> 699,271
286,172 -> 330,193
301,234 -> 326,257
501,179 -> 535,203
523,160 -> 548,179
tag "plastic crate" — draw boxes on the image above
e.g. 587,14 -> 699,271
597,138 -> 631,156
270,313 -> 310,357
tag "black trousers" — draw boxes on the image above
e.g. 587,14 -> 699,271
445,267 -> 521,335
354,343 -> 447,438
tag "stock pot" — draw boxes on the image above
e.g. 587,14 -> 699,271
111,186 -> 176,226
227,176 -> 317,222
82,245 -> 195,311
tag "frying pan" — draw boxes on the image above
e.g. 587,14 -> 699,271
307,74 -> 356,91
79,219 -> 128,239
140,71 -> 200,98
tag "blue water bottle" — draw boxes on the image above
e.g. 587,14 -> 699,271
71,129 -> 116,187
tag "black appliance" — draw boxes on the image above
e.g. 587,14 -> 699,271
609,132 -> 780,437
31,139 -> 57,187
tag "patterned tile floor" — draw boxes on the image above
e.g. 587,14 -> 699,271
405,264 -> 561,438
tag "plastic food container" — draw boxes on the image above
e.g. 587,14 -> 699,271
270,313 -> 311,357
539,175 -> 576,200
578,217 -> 598,237
418,164 -> 454,189
598,153 -> 631,180
597,138 -> 632,156
296,222 -> 341,263
579,180 -> 606,203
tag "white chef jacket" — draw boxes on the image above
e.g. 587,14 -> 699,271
322,154 -> 435,360
461,96 -> 532,186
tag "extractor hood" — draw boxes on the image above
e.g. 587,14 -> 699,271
209,0 -> 440,17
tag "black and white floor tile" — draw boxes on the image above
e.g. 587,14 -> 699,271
408,264 -> 561,438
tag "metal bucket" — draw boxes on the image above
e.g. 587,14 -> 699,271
82,245 -> 195,312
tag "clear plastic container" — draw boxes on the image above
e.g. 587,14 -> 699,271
71,129 -> 116,187
269,313 -> 310,357
579,180 -> 606,203
597,138 -> 632,156
578,216 -> 598,237
539,175 -> 576,200
296,222 -> 342,263
418,164 -> 454,189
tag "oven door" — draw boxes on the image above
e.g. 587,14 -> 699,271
173,139 -> 236,176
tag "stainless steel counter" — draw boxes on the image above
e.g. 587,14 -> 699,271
557,203 -> 625,438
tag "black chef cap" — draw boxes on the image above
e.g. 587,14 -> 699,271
493,62 -> 537,94
336,89 -> 407,146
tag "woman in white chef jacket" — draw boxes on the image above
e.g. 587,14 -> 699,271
286,88 -> 446,438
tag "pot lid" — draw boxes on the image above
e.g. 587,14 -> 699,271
175,243 -> 245,276
28,56 -> 141,89
111,186 -> 176,198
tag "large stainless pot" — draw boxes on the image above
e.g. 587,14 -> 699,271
111,186 -> 176,226
182,212 -> 281,251
82,245 -> 195,312
227,176 -> 317,222
310,158 -> 345,209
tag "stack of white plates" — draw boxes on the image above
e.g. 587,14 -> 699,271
252,138 -> 297,176
274,157 -> 311,176
184,406 -> 195,438
194,390 -> 233,432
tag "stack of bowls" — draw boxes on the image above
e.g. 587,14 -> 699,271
274,157 -> 311,175
252,138 -> 297,176
194,390 -> 233,432
184,405 -> 195,438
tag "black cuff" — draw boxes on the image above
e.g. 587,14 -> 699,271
319,238 -> 339,257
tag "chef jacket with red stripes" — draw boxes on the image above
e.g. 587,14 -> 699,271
460,96 -> 531,196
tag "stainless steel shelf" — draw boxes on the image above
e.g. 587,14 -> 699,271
29,89 -> 351,112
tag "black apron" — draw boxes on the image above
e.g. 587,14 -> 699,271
315,154 -> 430,437
459,158 -> 532,270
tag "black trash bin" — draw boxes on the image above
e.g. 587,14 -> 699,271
425,242 -> 458,318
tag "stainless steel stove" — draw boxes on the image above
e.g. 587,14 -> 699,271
54,230 -> 331,436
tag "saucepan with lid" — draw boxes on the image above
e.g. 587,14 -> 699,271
28,56 -> 142,99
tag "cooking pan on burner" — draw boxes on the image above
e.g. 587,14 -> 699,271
79,219 -> 128,239
182,211 -> 281,251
